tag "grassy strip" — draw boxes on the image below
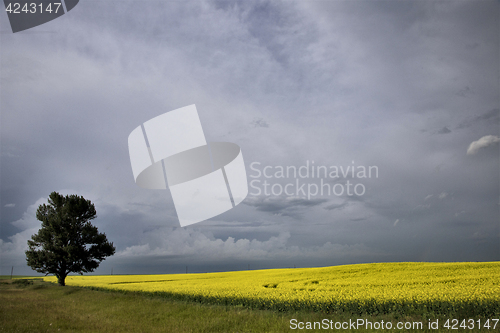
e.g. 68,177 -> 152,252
1,279 -> 286,333
0,275 -> 40,280
1,279 -> 497,333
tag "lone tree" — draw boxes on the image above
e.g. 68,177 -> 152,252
26,192 -> 115,286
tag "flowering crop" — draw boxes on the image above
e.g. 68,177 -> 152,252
44,262 -> 499,316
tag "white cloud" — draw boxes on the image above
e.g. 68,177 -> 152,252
393,219 -> 399,226
4,203 -> 15,208
0,197 -> 45,267
467,135 -> 500,155
117,229 -> 289,260
116,227 -> 375,262
438,192 -> 448,200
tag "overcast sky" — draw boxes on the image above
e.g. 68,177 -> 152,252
1,0 -> 498,276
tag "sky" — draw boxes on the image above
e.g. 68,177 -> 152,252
1,0 -> 499,276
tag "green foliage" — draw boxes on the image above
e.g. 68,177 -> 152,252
25,192 -> 115,286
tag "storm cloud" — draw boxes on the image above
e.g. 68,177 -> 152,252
1,0 -> 498,275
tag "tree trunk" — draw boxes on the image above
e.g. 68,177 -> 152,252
57,274 -> 67,286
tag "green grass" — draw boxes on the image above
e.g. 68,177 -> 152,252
1,279 -> 287,333
0,275 -> 40,280
1,278 -> 498,332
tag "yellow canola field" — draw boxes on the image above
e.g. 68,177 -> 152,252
44,262 -> 499,315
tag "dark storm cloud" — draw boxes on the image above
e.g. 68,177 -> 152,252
323,202 -> 348,211
457,108 -> 500,129
1,0 -> 498,275
438,127 -> 452,134
251,118 -> 269,128
244,196 -> 328,219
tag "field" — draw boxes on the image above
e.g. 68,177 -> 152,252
2,262 -> 499,332
0,278 -> 292,332
43,262 -> 499,316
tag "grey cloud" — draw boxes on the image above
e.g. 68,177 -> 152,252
456,86 -> 474,97
110,226 -> 381,273
457,109 -> 500,129
251,118 -> 269,128
1,0 -> 498,274
0,197 -> 46,269
480,109 -> 500,122
437,127 -> 451,134
465,42 -> 479,50
244,196 -> 328,218
438,192 -> 448,200
324,202 -> 348,211
213,0 -> 318,68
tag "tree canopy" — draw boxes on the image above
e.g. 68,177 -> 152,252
26,192 -> 115,286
